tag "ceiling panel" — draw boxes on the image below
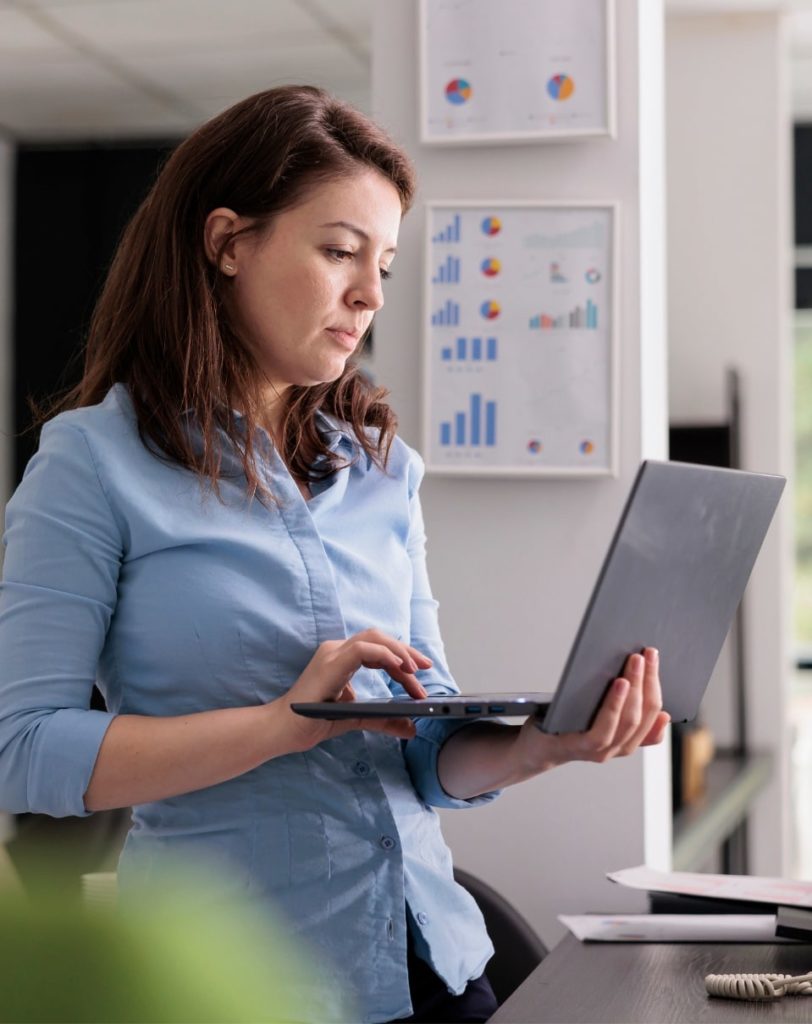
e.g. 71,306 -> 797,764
124,40 -> 366,97
0,0 -> 373,137
307,0 -> 373,36
194,86 -> 373,127
3,101 -> 192,139
0,6 -> 71,53
38,0 -> 328,52
0,51 -> 155,103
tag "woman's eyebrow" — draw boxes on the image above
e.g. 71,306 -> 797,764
319,220 -> 398,255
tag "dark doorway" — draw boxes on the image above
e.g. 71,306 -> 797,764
13,141 -> 177,482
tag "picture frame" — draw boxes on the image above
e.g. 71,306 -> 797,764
418,0 -> 616,146
422,200 -> 619,477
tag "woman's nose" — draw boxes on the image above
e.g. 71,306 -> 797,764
347,265 -> 385,312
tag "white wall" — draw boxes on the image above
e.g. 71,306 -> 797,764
666,11 -> 793,874
373,0 -> 670,948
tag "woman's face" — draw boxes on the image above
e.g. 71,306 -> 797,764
223,169 -> 402,396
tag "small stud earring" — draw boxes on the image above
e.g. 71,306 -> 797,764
223,263 -> 235,272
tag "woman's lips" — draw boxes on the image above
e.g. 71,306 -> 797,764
325,328 -> 360,351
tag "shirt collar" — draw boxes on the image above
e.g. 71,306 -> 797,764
313,409 -> 357,456
179,401 -> 357,459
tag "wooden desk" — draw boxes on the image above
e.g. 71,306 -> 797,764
491,934 -> 812,1023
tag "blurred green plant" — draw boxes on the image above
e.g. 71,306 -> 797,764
0,865 -> 317,1023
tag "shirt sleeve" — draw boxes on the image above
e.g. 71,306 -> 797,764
0,419 -> 121,817
399,449 -> 502,810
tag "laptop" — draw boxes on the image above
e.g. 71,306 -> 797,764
292,460 -> 785,734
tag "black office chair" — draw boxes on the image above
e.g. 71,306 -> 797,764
453,866 -> 548,1006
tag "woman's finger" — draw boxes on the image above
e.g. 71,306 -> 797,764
337,683 -> 356,703
342,637 -> 429,699
641,711 -> 671,746
617,649 -> 663,754
611,654 -> 647,753
334,640 -> 411,680
580,677 -> 629,756
407,646 -> 433,669
381,655 -> 429,698
355,629 -> 423,674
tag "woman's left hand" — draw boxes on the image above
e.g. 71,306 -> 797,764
513,647 -> 670,775
437,647 -> 670,800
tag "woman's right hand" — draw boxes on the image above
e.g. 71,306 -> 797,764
277,629 -> 433,752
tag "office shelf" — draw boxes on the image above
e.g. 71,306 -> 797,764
672,751 -> 773,872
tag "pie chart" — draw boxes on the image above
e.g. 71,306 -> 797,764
547,74 -> 575,101
481,216 -> 501,236
445,78 -> 472,105
480,300 -> 501,320
481,257 -> 501,277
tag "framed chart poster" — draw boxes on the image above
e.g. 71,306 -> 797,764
419,0 -> 615,145
423,201 -> 618,477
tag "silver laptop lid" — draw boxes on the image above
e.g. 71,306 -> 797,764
540,460 -> 785,734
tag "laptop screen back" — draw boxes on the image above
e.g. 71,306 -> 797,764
540,460 -> 785,734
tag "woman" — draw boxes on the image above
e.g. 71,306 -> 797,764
0,86 -> 669,1023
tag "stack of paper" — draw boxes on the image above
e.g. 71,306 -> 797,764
559,867 -> 812,943
607,865 -> 812,910
559,914 -> 780,943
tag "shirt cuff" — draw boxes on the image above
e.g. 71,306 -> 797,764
28,708 -> 116,817
404,717 -> 504,810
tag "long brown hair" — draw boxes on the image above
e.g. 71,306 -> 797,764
51,85 -> 416,498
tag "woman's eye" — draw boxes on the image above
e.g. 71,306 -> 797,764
326,248 -> 353,262
380,267 -> 393,281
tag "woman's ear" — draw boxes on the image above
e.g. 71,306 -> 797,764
203,207 -> 241,274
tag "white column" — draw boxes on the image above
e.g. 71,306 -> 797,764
666,10 -> 792,875
373,0 -> 669,947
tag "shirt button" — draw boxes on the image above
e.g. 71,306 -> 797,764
380,835 -> 397,851
416,912 -> 429,926
353,761 -> 371,776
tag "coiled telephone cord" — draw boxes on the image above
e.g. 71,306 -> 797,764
705,971 -> 812,1000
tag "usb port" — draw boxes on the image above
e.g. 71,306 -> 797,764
488,704 -> 505,714
465,704 -> 482,714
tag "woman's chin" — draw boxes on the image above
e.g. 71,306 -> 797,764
303,357 -> 353,387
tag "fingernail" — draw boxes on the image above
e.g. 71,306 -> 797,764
646,648 -> 659,664
615,677 -> 629,696
418,686 -> 428,698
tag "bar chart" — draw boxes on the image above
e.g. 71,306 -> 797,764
431,299 -> 461,327
529,299 -> 598,330
440,336 -> 498,362
439,393 -> 497,448
432,214 -> 461,244
433,254 -> 461,284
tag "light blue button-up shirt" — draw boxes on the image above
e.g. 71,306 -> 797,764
0,384 -> 497,1023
